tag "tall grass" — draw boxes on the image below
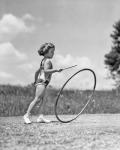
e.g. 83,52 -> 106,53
0,84 -> 120,116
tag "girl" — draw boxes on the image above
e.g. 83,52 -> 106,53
23,42 -> 63,124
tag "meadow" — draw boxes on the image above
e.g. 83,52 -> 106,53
0,84 -> 120,117
1,114 -> 120,150
1,84 -> 120,150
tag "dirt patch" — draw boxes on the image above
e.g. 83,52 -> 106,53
0,114 -> 120,150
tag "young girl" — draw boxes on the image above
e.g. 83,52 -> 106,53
23,42 -> 63,124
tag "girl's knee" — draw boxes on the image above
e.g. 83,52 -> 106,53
33,96 -> 39,103
34,96 -> 43,103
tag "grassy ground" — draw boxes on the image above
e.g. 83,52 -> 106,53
1,87 -> 120,116
1,114 -> 120,150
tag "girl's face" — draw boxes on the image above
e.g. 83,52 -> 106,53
45,48 -> 55,58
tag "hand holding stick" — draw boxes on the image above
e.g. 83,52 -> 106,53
57,65 -> 77,72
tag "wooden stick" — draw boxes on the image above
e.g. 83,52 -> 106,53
63,65 -> 77,70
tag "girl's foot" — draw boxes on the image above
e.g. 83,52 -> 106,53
23,114 -> 32,124
37,114 -> 51,123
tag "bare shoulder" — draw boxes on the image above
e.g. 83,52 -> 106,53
44,59 -> 53,69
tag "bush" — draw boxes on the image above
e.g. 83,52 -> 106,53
0,84 -> 120,116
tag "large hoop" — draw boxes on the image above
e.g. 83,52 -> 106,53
54,68 -> 97,123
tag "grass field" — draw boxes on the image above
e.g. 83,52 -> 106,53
1,114 -> 120,150
1,84 -> 120,116
1,85 -> 120,149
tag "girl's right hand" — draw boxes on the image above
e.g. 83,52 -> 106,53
57,69 -> 63,72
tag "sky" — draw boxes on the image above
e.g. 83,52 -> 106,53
0,0 -> 120,90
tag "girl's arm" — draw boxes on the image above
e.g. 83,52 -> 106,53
34,68 -> 40,83
44,60 -> 62,74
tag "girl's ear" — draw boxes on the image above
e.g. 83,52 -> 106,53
38,49 -> 44,56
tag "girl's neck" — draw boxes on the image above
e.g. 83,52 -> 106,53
44,56 -> 50,60
43,57 -> 47,60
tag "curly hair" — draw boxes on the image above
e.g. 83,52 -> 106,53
38,43 -> 55,56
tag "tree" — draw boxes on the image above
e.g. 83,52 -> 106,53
104,20 -> 120,87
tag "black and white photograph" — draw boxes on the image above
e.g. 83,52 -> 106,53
0,0 -> 120,149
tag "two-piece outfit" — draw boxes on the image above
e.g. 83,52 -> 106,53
35,58 -> 52,87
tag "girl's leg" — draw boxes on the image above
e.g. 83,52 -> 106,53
36,88 -> 51,123
23,84 -> 46,124
37,89 -> 46,114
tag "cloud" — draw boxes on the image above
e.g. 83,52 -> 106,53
19,63 -> 34,70
45,23 -> 52,28
50,53 -> 115,90
22,14 -> 34,21
54,54 -> 93,69
95,67 -> 115,90
0,71 -> 13,79
0,42 -> 27,61
0,14 -> 35,42
0,72 -> 25,85
18,62 -> 37,76
11,79 -> 25,86
0,51 -> 115,90
51,53 -> 94,88
17,54 -> 115,90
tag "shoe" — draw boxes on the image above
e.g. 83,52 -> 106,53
23,114 -> 32,124
37,114 -> 51,123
